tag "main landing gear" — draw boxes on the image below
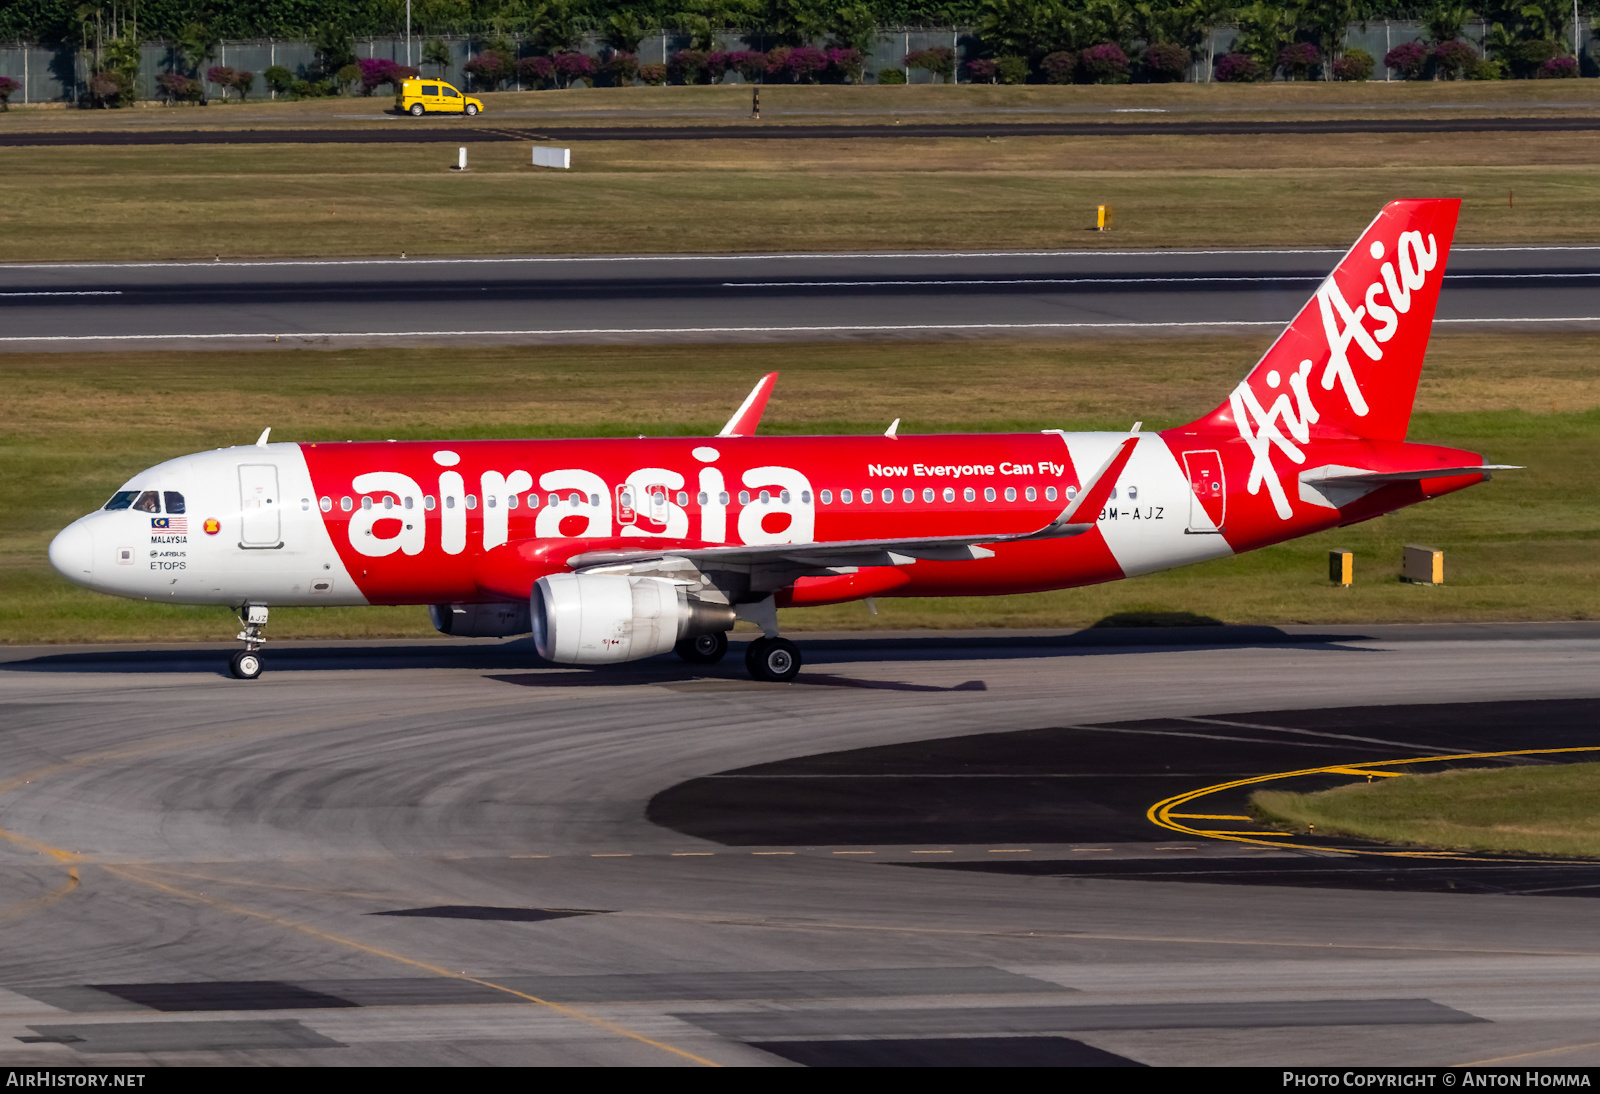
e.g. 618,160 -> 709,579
230,604 -> 268,680
745,636 -> 802,683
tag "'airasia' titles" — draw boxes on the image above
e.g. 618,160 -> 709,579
1230,229 -> 1440,520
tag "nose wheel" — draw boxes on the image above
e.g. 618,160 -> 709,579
745,636 -> 801,682
230,604 -> 269,680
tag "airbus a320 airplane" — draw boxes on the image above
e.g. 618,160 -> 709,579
51,199 -> 1511,682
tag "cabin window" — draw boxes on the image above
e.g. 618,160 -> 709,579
466,495 -> 478,510
964,487 -> 975,502
163,491 -> 186,514
506,494 -> 517,509
486,496 -> 496,508
1066,486 -> 1078,500
841,489 -> 853,504
445,496 -> 456,509
341,496 -> 353,512
739,491 -> 751,505
103,490 -> 140,511
383,496 -> 394,510
320,497 -> 332,512
1005,487 -> 1017,502
902,488 -> 914,503
424,496 -> 436,511
943,487 -> 955,503
548,494 -> 559,508
1025,487 -> 1037,502
862,488 -> 874,503
590,494 -> 600,506
1109,487 -> 1117,500
718,492 -> 729,505
879,487 -> 890,504
779,490 -> 791,504
697,491 -> 709,505
568,492 -> 581,507
301,498 -> 310,511
984,487 -> 996,502
1046,486 -> 1058,502
800,490 -> 811,504
759,490 -> 771,504
526,494 -> 539,508
819,490 -> 832,505
922,488 -> 934,503
361,497 -> 373,511
1127,485 -> 1138,500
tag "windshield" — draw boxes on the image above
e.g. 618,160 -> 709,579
103,490 -> 140,510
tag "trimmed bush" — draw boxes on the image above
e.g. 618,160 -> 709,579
263,65 -> 294,96
1384,40 -> 1429,79
517,55 -> 555,87
764,46 -> 793,80
638,63 -> 667,86
1332,48 -> 1374,81
1040,50 -> 1076,83
827,47 -> 865,84
727,50 -> 767,84
1143,43 -> 1190,82
786,46 -> 829,83
1538,56 -> 1579,78
0,75 -> 17,110
669,49 -> 706,84
602,50 -> 639,86
1213,52 -> 1265,82
156,71 -> 203,103
463,50 -> 512,90
964,57 -> 997,83
1080,42 -> 1130,84
553,52 -> 594,88
355,57 -> 414,96
877,66 -> 907,84
905,46 -> 955,82
1432,40 -> 1477,80
1278,42 -> 1320,80
995,55 -> 1029,84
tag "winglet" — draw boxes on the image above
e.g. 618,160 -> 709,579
1028,432 -> 1140,537
885,418 -> 900,439
255,427 -> 271,448
719,372 -> 778,437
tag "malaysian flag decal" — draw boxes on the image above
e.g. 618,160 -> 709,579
152,516 -> 188,534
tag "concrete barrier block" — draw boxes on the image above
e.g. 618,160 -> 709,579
533,146 -> 571,169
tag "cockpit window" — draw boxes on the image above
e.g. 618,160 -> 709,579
103,490 -> 140,511
132,491 -> 161,513
163,491 -> 186,515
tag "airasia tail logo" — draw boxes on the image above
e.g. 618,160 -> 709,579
1230,229 -> 1439,519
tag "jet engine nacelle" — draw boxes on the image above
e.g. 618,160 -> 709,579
430,601 -> 533,637
532,573 -> 735,665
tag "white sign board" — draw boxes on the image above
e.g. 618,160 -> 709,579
532,146 -> 571,170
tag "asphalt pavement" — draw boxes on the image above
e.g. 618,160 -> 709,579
2,246 -> 1597,349
3,623 -> 1600,1065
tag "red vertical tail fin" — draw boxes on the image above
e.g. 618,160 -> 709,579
1192,199 -> 1460,444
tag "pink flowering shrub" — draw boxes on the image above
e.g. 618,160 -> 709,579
1080,42 -> 1130,83
1040,51 -> 1075,83
965,57 -> 998,83
1384,40 -> 1429,78
1213,52 -> 1265,81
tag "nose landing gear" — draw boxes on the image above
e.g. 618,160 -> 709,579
230,604 -> 268,680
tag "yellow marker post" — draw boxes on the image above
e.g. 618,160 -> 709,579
1096,205 -> 1113,232
1329,550 -> 1353,587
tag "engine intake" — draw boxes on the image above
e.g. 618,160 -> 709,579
532,573 -> 735,664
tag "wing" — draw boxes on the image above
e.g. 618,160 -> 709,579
568,432 -> 1141,572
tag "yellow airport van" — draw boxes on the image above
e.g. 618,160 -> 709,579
396,79 -> 483,116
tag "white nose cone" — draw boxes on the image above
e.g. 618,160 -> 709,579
49,520 -> 95,586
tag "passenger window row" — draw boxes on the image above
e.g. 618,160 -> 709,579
819,485 -> 1074,505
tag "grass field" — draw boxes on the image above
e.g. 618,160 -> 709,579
1252,763 -> 1600,859
4,331 -> 1597,643
2,124 -> 1600,259
5,80 -> 1599,131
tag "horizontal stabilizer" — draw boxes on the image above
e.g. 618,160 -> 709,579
1305,465 -> 1520,487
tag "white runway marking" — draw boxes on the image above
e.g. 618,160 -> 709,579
3,316 -> 1599,343
0,290 -> 122,297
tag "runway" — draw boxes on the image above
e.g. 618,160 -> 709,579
2,246 -> 1599,350
5,114 -> 1600,147
3,623 -> 1600,1066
